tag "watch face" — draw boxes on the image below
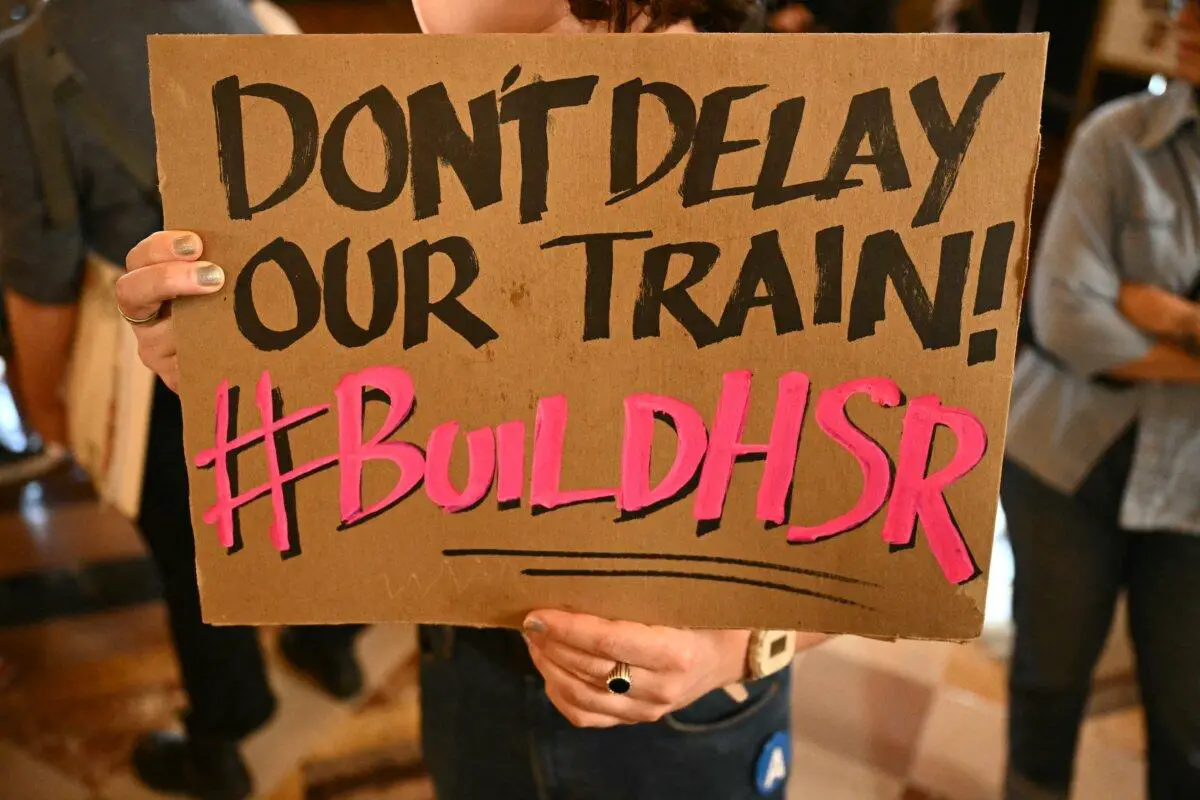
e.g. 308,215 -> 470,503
755,631 -> 797,677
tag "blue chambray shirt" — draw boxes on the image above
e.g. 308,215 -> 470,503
1006,81 -> 1200,536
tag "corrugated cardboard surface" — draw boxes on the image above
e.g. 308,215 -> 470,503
149,33 -> 1046,638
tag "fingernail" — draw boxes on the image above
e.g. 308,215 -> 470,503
195,264 -> 224,287
173,234 -> 199,257
523,617 -> 546,635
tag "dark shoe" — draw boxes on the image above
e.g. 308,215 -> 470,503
132,730 -> 251,800
279,628 -> 364,700
0,441 -> 69,486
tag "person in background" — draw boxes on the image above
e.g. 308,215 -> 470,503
765,0 -> 896,33
765,0 -> 814,32
0,4 -> 69,484
0,3 -> 362,799
1001,1 -> 1200,797
117,2 -> 832,798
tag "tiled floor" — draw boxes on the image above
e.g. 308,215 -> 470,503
0,495 -> 1149,799
0,421 -> 1147,799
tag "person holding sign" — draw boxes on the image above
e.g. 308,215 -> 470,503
1003,1 -> 1200,797
117,1 -> 844,797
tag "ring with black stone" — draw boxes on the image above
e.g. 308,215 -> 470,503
606,661 -> 633,695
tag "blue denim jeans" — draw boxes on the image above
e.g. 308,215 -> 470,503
1001,429 -> 1200,800
419,626 -> 792,800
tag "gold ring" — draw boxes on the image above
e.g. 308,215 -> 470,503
119,303 -> 163,326
606,662 -> 633,695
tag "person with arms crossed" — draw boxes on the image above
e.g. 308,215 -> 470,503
1003,1 -> 1200,797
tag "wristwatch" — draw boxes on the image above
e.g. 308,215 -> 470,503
723,630 -> 797,702
747,630 -> 797,680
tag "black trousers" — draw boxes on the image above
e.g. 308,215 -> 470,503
1001,428 -> 1200,799
138,379 -> 360,740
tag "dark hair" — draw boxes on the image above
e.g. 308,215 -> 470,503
567,0 -> 763,32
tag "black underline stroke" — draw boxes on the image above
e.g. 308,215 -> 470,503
443,548 -> 878,588
520,568 -> 872,609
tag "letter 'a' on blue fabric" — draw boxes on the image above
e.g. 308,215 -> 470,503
755,730 -> 791,796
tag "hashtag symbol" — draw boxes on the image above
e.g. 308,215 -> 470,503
195,371 -> 337,554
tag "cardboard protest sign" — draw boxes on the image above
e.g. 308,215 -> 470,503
148,33 -> 1046,638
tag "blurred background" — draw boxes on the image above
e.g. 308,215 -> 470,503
0,1 -> 1174,798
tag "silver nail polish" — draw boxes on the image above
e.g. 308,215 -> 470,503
173,235 -> 199,257
195,265 -> 224,287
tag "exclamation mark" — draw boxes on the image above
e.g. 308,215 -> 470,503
967,221 -> 1016,365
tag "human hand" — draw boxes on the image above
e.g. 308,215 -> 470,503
1117,282 -> 1200,349
522,610 -> 751,728
116,231 -> 225,392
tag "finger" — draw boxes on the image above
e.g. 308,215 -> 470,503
526,610 -> 689,674
533,638 -> 678,705
146,356 -> 181,393
533,638 -> 614,684
530,645 -> 667,726
128,308 -> 182,391
133,337 -> 180,391
134,316 -> 178,360
166,360 -> 181,393
126,231 -> 203,270
543,682 -> 622,729
531,644 -> 669,722
796,632 -> 832,653
115,261 -> 225,319
135,335 -> 178,376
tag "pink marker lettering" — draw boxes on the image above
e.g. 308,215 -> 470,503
694,371 -> 810,524
425,422 -> 496,512
195,373 -> 334,553
619,394 -> 707,513
881,395 -> 987,584
530,395 -> 616,510
334,366 -> 425,527
495,421 -> 526,505
196,379 -> 240,549
788,378 -> 902,543
756,372 -> 810,524
255,373 -> 291,553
